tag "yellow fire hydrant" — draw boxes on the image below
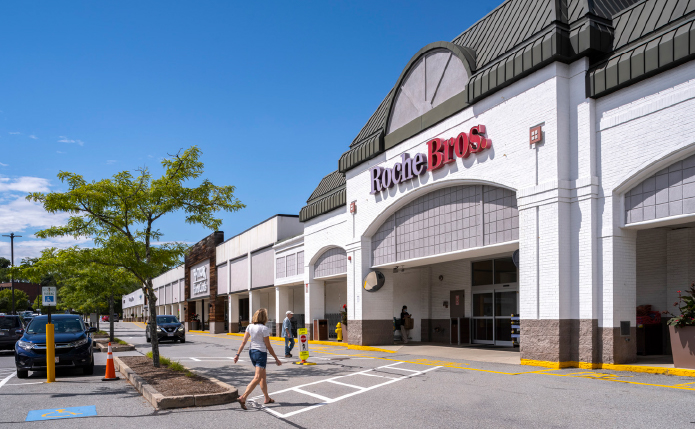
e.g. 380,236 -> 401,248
336,322 -> 342,341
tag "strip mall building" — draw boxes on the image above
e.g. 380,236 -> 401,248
123,0 -> 695,367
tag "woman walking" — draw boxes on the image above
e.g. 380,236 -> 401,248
234,308 -> 282,409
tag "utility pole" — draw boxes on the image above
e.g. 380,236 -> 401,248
2,233 -> 22,315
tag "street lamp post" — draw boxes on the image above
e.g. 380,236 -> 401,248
2,233 -> 22,315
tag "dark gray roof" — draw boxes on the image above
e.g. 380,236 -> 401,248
303,0 -> 693,221
306,170 -> 345,204
612,0 -> 695,51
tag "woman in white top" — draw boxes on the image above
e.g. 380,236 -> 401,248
234,308 -> 282,409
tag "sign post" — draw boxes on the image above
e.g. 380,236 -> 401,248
42,287 -> 57,383
294,328 -> 315,366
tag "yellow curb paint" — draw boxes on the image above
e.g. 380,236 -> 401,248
521,358 -> 695,378
188,330 -> 210,333
347,345 -> 396,354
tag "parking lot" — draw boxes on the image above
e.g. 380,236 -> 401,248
1,322 -> 695,428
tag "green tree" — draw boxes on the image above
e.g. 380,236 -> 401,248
0,289 -> 31,313
28,147 -> 244,366
0,257 -> 10,283
23,247 -> 140,341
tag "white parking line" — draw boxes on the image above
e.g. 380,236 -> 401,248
0,371 -> 16,389
251,361 -> 440,419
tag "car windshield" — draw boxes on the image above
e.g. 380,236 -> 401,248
0,317 -> 20,329
157,316 -> 178,324
27,318 -> 85,334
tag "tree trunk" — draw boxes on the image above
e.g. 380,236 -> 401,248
96,308 -> 100,332
109,293 -> 115,343
146,281 -> 160,367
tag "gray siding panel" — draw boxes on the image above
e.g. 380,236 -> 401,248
314,248 -> 347,278
286,253 -> 297,277
252,247 -> 275,288
230,256 -> 248,293
371,185 -> 519,266
217,263 -> 228,295
297,251 -> 305,275
276,256 -> 286,279
626,153 -> 695,223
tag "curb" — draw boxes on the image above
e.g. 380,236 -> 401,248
188,330 -> 210,333
225,333 -> 396,353
94,341 -> 136,352
114,356 -> 239,409
520,359 -> 695,377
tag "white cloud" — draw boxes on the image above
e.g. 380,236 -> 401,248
106,160 -> 117,165
58,136 -> 84,146
0,196 -> 68,232
8,131 -> 20,135
0,235 -> 91,263
0,162 -> 7,167
0,176 -> 51,193
56,151 -> 65,154
29,135 -> 37,140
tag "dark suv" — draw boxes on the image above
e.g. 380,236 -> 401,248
0,315 -> 24,351
15,314 -> 96,378
146,315 -> 185,343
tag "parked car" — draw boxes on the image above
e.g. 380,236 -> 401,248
15,314 -> 97,378
146,315 -> 185,343
101,315 -> 109,322
0,315 -> 25,351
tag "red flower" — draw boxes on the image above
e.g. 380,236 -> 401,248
678,290 -> 681,293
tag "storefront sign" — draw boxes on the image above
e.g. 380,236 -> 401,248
190,260 -> 210,298
193,266 -> 208,294
369,125 -> 490,195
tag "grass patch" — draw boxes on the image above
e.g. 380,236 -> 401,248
145,351 -> 195,377
97,330 -> 108,335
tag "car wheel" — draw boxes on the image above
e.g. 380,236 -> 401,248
146,334 -> 151,343
180,338 -> 185,344
83,361 -> 94,375
16,369 -> 28,379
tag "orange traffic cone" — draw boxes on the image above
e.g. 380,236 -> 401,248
102,342 -> 119,381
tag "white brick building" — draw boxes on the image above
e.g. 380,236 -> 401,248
126,0 -> 695,367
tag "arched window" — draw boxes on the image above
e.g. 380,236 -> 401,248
314,248 -> 347,278
372,185 -> 518,266
387,49 -> 469,135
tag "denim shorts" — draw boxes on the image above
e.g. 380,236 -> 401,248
249,349 -> 267,369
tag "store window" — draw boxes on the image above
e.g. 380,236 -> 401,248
472,257 -> 517,286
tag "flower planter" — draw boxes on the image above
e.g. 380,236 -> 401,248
668,325 -> 695,369
191,320 -> 200,331
342,324 -> 348,343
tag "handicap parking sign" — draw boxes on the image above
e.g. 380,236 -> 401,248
42,287 -> 57,307
26,405 -> 97,421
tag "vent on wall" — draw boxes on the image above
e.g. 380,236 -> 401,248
620,321 -> 631,336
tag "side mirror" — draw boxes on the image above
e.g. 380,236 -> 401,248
15,329 -> 24,335
86,327 -> 97,333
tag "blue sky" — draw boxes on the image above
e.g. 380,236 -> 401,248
0,0 -> 500,263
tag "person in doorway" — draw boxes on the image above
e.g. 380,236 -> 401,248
400,305 -> 411,344
283,310 -> 295,358
234,308 -> 282,410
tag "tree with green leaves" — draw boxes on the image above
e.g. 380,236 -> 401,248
0,257 -> 10,283
0,289 -> 30,313
28,147 -> 244,366
22,247 -> 139,341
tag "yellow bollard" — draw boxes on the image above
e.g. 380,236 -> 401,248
336,322 -> 342,341
46,323 -> 55,383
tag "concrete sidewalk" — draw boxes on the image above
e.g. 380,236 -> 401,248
376,343 -> 520,365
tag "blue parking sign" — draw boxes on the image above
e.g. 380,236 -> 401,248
26,405 -> 97,421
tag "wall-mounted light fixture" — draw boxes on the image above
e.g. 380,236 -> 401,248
438,275 -> 444,281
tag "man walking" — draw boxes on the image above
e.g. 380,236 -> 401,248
283,310 -> 295,358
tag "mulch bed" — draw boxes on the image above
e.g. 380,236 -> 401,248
119,356 -> 225,397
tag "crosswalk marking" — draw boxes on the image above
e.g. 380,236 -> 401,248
250,361 -> 440,419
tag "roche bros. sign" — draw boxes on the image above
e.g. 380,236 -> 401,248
370,125 -> 490,194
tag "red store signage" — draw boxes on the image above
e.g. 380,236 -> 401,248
369,125 -> 490,194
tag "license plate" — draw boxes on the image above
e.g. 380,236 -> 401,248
167,332 -> 173,337
55,357 -> 59,363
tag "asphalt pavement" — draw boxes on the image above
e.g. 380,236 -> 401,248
1,322 -> 694,428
